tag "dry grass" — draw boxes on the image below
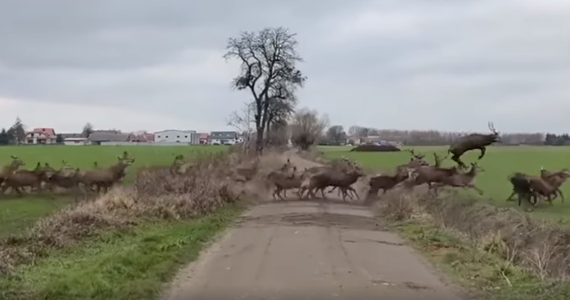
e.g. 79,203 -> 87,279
375,187 -> 570,285
0,147 -> 291,276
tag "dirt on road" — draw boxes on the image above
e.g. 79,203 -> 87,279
162,153 -> 465,300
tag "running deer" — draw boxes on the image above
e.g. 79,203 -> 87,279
447,122 -> 500,169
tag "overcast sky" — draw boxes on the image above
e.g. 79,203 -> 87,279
1,0 -> 569,134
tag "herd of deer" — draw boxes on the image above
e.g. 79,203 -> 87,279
265,122 -> 570,208
1,122 -> 568,208
0,151 -> 135,197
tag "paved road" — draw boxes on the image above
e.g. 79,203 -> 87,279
163,201 -> 464,300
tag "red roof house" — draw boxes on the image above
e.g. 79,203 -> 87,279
26,128 -> 57,144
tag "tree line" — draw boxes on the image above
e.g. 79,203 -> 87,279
0,118 -> 96,145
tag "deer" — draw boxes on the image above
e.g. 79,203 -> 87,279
365,168 -> 412,201
0,156 -> 26,188
267,166 -> 302,201
430,162 -> 484,195
1,162 -> 48,196
506,167 -> 570,205
405,153 -> 459,192
299,163 -> 364,202
447,122 -> 500,169
77,152 -> 134,193
324,157 -> 367,200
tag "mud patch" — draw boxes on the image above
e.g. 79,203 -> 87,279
235,212 -> 383,230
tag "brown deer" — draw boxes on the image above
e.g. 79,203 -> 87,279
447,122 -> 500,169
1,162 -> 47,196
267,166 -> 302,200
299,164 -> 364,202
0,156 -> 25,187
77,153 -> 134,193
431,162 -> 484,195
405,153 -> 459,191
506,167 -> 569,205
365,168 -> 412,201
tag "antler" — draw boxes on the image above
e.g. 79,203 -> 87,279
488,122 -> 497,134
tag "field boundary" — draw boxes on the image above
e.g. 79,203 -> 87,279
0,203 -> 246,300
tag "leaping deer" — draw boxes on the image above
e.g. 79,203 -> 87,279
447,122 -> 500,169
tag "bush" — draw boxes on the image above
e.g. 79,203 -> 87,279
379,188 -> 570,282
0,151 -> 250,275
350,144 -> 401,152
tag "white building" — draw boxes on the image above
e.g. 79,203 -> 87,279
154,130 -> 199,144
64,137 -> 89,145
210,131 -> 239,145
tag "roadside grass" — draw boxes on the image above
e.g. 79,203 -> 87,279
320,146 -> 570,221
391,219 -> 570,300
0,196 -> 73,237
0,145 -> 226,236
0,203 -> 245,300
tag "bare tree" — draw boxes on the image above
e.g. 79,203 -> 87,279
224,27 -> 307,155
326,125 -> 346,145
290,108 -> 329,150
348,125 -> 362,138
82,122 -> 94,138
227,101 -> 255,151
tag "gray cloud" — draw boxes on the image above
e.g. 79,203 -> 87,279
0,0 -> 569,133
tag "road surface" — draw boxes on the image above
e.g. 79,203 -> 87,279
163,201 -> 464,300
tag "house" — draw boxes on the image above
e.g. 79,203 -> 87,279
64,137 -> 89,146
88,130 -> 130,145
26,128 -> 56,144
210,131 -> 238,145
129,132 -> 154,142
198,133 -> 210,144
153,130 -> 199,144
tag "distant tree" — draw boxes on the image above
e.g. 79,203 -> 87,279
10,117 -> 26,144
0,128 -> 8,145
82,122 -> 94,138
347,125 -> 361,137
224,27 -> 307,154
326,125 -> 346,145
56,134 -> 63,144
290,108 -> 329,150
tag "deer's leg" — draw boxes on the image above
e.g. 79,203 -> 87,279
477,147 -> 487,160
558,189 -> 564,202
320,187 -> 327,199
451,154 -> 467,169
466,184 -> 484,195
277,188 -> 286,201
506,191 -> 516,201
272,188 -> 278,201
348,187 -> 359,200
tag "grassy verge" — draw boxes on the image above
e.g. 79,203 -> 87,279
391,219 -> 570,300
0,196 -> 74,237
0,204 -> 244,300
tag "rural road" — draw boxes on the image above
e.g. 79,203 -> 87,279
163,200 -> 464,300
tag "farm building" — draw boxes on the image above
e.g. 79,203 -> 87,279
198,132 -> 210,144
64,137 -> 89,145
26,128 -> 56,144
153,130 -> 199,144
88,130 -> 130,145
210,131 -> 238,145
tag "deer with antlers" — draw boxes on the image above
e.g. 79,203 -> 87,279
447,122 -> 500,169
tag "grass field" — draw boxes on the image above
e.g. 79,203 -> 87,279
320,145 -> 570,221
0,145 -> 228,236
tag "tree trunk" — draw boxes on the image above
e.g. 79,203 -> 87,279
255,129 -> 264,155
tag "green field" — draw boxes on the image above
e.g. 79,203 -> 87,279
1,144 -> 570,234
0,145 -> 227,236
319,145 -> 570,221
